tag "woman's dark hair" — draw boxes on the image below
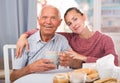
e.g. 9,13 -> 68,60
64,7 -> 83,20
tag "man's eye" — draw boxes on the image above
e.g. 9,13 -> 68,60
51,17 -> 57,20
42,16 -> 47,19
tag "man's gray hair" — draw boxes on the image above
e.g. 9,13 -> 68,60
38,5 -> 61,19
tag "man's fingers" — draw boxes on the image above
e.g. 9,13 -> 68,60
43,59 -> 54,63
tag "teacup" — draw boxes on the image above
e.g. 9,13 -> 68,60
45,51 -> 59,64
69,72 -> 86,83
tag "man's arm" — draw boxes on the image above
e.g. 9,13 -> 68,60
10,59 -> 56,82
16,28 -> 38,57
10,65 -> 31,82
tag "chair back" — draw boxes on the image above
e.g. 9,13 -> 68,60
3,44 -> 16,83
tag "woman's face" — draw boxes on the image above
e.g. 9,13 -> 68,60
65,10 -> 86,34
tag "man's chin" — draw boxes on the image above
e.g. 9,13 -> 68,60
45,33 -> 55,36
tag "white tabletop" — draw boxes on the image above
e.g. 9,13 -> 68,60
14,68 -> 72,83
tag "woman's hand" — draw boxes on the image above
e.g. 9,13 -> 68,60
59,51 -> 84,69
16,34 -> 29,58
66,50 -> 87,62
59,52 -> 72,67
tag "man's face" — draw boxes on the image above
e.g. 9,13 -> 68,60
38,7 -> 62,36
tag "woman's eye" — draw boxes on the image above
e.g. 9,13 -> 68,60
74,18 -> 77,21
67,22 -> 71,26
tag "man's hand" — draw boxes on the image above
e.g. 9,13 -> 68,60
16,34 -> 29,58
28,59 -> 57,73
10,59 -> 56,82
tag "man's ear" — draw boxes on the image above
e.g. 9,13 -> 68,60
37,17 -> 40,24
59,19 -> 62,25
37,17 -> 39,21
58,19 -> 62,26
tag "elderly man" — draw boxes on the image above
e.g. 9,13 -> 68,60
10,5 -> 71,82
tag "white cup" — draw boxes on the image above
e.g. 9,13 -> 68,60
82,63 -> 96,69
69,72 -> 86,83
45,51 -> 59,64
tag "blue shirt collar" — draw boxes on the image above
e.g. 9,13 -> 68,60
35,30 -> 56,43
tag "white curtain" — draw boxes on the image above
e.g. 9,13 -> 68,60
0,0 -> 37,63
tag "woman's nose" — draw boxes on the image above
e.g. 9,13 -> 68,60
72,23 -> 77,29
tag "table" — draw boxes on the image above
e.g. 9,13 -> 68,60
14,68 -> 72,83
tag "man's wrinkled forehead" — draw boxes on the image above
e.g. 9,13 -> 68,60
39,5 -> 61,18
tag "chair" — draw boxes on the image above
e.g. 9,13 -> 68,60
3,44 -> 16,83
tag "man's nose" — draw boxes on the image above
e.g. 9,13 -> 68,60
46,18 -> 51,24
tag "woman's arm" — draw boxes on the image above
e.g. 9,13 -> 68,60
24,28 -> 39,36
16,28 -> 38,57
